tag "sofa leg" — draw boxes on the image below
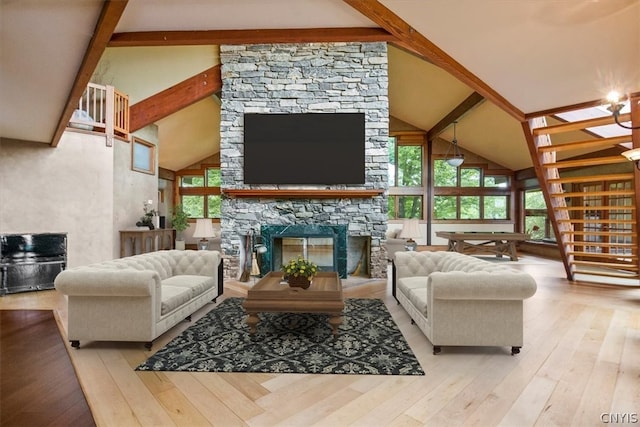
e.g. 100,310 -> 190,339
185,315 -> 192,322
410,318 -> 415,325
433,346 -> 441,355
511,346 -> 521,355
70,340 -> 80,349
144,342 -> 153,350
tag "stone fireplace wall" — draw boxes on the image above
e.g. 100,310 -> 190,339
219,42 -> 389,279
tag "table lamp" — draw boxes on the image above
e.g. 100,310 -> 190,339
193,218 -> 215,250
399,218 -> 422,251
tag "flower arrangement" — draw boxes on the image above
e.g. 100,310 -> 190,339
137,200 -> 158,229
282,255 -> 318,280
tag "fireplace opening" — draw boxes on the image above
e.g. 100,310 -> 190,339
261,224 -> 348,278
273,236 -> 335,273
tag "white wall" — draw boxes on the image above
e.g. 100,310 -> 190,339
1,127 -> 161,265
0,133 -> 114,267
112,127 -> 159,259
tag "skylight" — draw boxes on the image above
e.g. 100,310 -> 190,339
555,101 -> 632,146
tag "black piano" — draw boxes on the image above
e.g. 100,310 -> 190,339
1,233 -> 67,295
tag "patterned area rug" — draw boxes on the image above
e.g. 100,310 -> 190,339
137,297 -> 424,375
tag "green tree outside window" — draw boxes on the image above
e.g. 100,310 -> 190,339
460,196 -> 480,219
460,168 -> 480,187
434,196 -> 457,219
182,195 -> 204,218
484,196 -> 508,219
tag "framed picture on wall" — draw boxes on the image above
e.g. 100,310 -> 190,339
132,137 -> 155,174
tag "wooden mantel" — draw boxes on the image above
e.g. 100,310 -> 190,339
222,188 -> 384,199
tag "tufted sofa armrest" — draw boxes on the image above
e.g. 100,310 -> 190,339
55,268 -> 159,297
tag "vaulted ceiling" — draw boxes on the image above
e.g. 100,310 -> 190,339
1,0 -> 639,172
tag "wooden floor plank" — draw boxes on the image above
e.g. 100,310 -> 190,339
194,372 -> 265,421
1,255 -> 639,427
497,376 -> 557,427
0,310 -> 95,427
168,372 -> 247,426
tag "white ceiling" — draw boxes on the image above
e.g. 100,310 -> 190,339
1,0 -> 639,171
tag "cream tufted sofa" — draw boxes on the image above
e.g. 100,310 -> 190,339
393,251 -> 537,355
55,250 -> 222,349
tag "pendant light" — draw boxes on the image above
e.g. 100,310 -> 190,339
445,121 -> 464,167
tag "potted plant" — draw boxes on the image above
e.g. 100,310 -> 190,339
281,255 -> 318,289
171,204 -> 189,250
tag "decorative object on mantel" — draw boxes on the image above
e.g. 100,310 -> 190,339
136,200 -> 158,229
399,218 -> 422,251
193,218 -> 215,250
282,256 -> 318,289
171,204 -> 189,250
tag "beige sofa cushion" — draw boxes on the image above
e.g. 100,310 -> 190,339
162,275 -> 215,298
398,277 -> 429,317
161,285 -> 193,315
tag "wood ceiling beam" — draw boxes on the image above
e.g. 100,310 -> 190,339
50,0 -> 128,147
109,27 -> 397,47
427,92 -> 485,141
129,65 -> 221,133
342,0 -> 524,123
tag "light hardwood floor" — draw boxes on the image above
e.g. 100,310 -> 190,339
1,255 -> 639,427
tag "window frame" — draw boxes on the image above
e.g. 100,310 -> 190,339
522,188 -> 553,241
388,132 -> 426,220
131,137 -> 155,175
175,164 -> 221,221
432,158 -> 513,223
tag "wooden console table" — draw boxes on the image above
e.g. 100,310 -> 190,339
119,229 -> 174,257
436,231 -> 530,261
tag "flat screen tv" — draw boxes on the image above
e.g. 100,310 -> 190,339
243,113 -> 365,185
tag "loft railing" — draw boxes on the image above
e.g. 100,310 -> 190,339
69,83 -> 129,139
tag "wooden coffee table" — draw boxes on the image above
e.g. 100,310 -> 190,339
242,271 -> 344,336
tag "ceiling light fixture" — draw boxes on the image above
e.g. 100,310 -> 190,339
445,121 -> 464,167
606,91 -> 640,130
621,147 -> 640,170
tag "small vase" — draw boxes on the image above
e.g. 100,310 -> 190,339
287,275 -> 311,289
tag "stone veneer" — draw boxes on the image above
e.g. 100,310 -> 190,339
219,42 -> 389,279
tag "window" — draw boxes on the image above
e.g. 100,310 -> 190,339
433,160 -> 511,221
523,189 -> 550,240
460,168 -> 480,187
131,137 -> 155,174
388,134 -> 425,220
484,196 -> 508,219
177,165 -> 221,220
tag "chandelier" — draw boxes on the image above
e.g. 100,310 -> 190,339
445,121 -> 464,167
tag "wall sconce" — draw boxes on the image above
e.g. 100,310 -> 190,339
621,147 -> 640,170
606,91 -> 640,130
445,121 -> 464,167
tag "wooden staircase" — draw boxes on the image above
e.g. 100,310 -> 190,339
523,96 -> 640,285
